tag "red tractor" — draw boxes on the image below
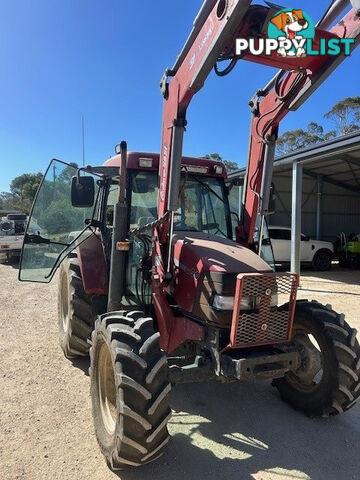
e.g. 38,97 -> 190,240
20,0 -> 360,470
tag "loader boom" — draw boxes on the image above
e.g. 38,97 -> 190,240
158,0 -> 360,267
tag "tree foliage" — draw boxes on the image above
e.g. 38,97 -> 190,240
0,163 -> 78,215
276,96 -> 360,156
41,199 -> 73,235
324,96 -> 360,135
204,153 -> 239,172
276,122 -> 336,156
0,172 -> 43,214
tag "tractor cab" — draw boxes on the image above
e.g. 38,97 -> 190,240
19,152 -> 236,291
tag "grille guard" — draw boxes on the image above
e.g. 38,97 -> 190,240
230,272 -> 298,349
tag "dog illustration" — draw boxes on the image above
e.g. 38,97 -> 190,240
270,9 -> 308,57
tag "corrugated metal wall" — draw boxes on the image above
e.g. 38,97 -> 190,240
270,173 -> 360,241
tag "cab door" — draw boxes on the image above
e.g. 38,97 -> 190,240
19,159 -> 101,283
125,170 -> 158,302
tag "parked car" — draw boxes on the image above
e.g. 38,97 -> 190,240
0,235 -> 24,263
268,226 -> 334,271
0,213 -> 27,263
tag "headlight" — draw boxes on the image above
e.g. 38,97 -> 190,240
211,295 -> 235,311
211,293 -> 278,311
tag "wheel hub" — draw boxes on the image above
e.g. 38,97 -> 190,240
98,343 -> 117,435
294,333 -> 322,383
286,330 -> 323,391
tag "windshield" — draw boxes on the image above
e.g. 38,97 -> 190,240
174,174 -> 231,238
126,171 -> 231,238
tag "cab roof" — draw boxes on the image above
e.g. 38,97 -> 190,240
103,151 -> 227,178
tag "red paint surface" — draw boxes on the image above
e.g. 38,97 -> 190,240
77,234 -> 108,295
103,151 -> 226,178
172,232 -> 271,312
152,279 -> 204,354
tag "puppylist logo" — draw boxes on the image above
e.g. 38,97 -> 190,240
268,9 -> 314,57
236,8 -> 354,58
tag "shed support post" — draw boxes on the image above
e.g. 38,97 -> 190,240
316,174 -> 322,240
291,162 -> 303,276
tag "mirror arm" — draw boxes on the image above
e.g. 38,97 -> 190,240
85,218 -> 102,229
24,233 -> 70,247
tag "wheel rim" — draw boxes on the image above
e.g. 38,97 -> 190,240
98,342 -> 117,435
60,271 -> 70,332
286,326 -> 324,392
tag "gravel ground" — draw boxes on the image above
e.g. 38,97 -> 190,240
1,262 -> 360,480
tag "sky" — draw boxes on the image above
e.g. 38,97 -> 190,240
0,0 -> 359,192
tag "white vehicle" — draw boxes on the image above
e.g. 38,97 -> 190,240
0,235 -> 24,262
268,226 -> 334,271
0,214 -> 27,263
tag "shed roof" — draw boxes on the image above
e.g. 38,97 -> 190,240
229,132 -> 360,195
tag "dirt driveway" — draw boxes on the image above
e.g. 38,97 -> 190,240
1,263 -> 360,480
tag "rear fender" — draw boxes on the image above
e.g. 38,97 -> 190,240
76,234 -> 108,295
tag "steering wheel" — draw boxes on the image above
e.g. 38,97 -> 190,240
202,222 -> 226,237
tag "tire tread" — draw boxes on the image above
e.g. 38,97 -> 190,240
90,311 -> 171,470
274,300 -> 360,416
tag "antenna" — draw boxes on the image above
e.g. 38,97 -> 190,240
81,115 -> 85,167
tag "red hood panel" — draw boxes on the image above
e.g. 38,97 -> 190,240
172,232 -> 272,314
173,232 -> 271,275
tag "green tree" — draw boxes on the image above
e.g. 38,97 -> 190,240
204,153 -> 239,172
276,96 -> 360,156
42,200 -> 72,236
9,172 -> 43,213
0,192 -> 17,211
324,96 -> 360,135
276,122 -> 336,156
57,162 -> 78,184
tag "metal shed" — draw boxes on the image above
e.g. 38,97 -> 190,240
228,132 -> 360,275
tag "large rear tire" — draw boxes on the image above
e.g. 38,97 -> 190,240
90,310 -> 171,470
274,300 -> 360,416
57,256 -> 94,358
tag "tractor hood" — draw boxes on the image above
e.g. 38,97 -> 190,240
172,232 -> 272,327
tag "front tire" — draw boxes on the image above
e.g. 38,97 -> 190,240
90,311 -> 171,470
274,300 -> 360,416
58,256 -> 94,358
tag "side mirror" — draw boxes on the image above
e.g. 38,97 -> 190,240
71,175 -> 95,207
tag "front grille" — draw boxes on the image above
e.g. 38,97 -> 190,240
230,273 -> 298,348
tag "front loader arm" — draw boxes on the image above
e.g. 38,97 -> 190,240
157,0 -> 360,272
240,7 -> 360,245
158,0 -> 253,221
